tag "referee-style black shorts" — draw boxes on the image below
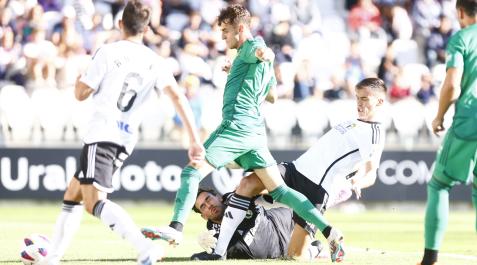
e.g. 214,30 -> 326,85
278,162 -> 330,236
74,142 -> 128,193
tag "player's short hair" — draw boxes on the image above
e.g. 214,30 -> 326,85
192,188 -> 219,213
355,77 -> 387,94
456,0 -> 477,16
122,0 -> 151,36
217,4 -> 251,27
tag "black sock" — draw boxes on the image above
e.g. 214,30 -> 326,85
322,226 -> 332,238
421,248 -> 438,265
169,221 -> 183,232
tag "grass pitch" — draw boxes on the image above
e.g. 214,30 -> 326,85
0,202 -> 475,265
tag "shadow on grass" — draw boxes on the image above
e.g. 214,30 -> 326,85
1,257 -> 191,263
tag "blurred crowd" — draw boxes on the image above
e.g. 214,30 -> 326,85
0,0 -> 460,148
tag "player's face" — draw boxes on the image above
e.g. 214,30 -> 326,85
195,192 -> 225,223
355,86 -> 383,121
220,22 -> 240,49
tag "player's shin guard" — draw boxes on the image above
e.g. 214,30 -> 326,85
171,166 -> 203,226
424,178 -> 450,251
93,200 -> 152,254
214,194 -> 251,256
270,184 -> 328,231
49,201 -> 83,263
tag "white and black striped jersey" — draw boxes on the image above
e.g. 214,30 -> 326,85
292,119 -> 385,198
79,40 -> 176,154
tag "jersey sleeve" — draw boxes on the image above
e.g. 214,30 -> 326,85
154,60 -> 177,93
239,39 -> 266,64
446,33 -> 465,70
80,47 -> 108,90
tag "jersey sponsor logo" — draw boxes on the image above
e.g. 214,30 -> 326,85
334,121 -> 356,134
117,121 -> 132,134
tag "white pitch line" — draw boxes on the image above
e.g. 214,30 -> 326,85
346,246 -> 477,261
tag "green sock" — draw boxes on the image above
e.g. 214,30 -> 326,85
270,184 -> 328,231
472,178 -> 477,232
172,166 -> 203,224
424,178 -> 451,250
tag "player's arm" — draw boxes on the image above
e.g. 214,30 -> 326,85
265,83 -> 278,103
350,160 -> 379,199
432,67 -> 462,136
164,83 -> 205,164
255,47 -> 275,62
74,76 -> 95,101
75,47 -> 108,101
242,44 -> 275,63
433,34 -> 464,136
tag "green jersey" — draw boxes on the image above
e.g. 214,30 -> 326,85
222,38 -> 276,131
446,24 -> 477,111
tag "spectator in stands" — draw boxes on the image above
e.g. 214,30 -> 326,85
416,72 -> 435,105
425,14 -> 454,67
173,74 -> 204,144
179,10 -> 211,58
348,0 -> 382,39
268,20 -> 294,63
293,59 -> 317,101
390,5 -> 413,40
389,69 -> 410,102
0,26 -> 21,81
344,40 -> 365,92
324,74 -> 348,101
23,27 -> 58,88
378,43 -> 400,88
411,0 -> 442,38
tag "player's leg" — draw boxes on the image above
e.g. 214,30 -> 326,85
254,164 -> 344,262
48,174 -> 83,265
420,130 -> 475,265
81,143 -> 161,264
288,224 -> 317,260
169,161 -> 215,232
164,121 -> 246,243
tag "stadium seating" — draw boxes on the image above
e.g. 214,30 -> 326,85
296,98 -> 329,143
31,88 -> 70,141
263,99 -> 297,144
0,85 -> 36,142
391,98 -> 426,149
327,99 -> 358,127
140,90 -> 175,141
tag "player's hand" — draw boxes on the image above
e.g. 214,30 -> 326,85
255,47 -> 275,62
222,59 -> 231,73
432,116 -> 445,136
197,230 -> 217,254
352,184 -> 361,200
188,141 -> 205,167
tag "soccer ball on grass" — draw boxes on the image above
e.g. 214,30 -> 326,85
20,234 -> 51,265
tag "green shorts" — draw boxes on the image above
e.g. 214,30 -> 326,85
433,127 -> 477,186
203,120 -> 276,171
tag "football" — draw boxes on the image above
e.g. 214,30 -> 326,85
20,234 -> 51,265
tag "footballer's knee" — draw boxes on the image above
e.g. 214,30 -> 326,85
63,177 -> 82,202
236,174 -> 265,197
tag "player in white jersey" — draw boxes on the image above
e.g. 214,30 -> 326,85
46,1 -> 204,265
203,77 -> 387,259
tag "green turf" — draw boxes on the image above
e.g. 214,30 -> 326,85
1,202 -> 475,264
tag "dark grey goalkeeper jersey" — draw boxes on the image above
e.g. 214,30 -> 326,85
206,192 -> 311,259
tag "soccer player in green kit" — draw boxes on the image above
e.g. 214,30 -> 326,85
142,4 -> 345,262
419,1 -> 477,265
